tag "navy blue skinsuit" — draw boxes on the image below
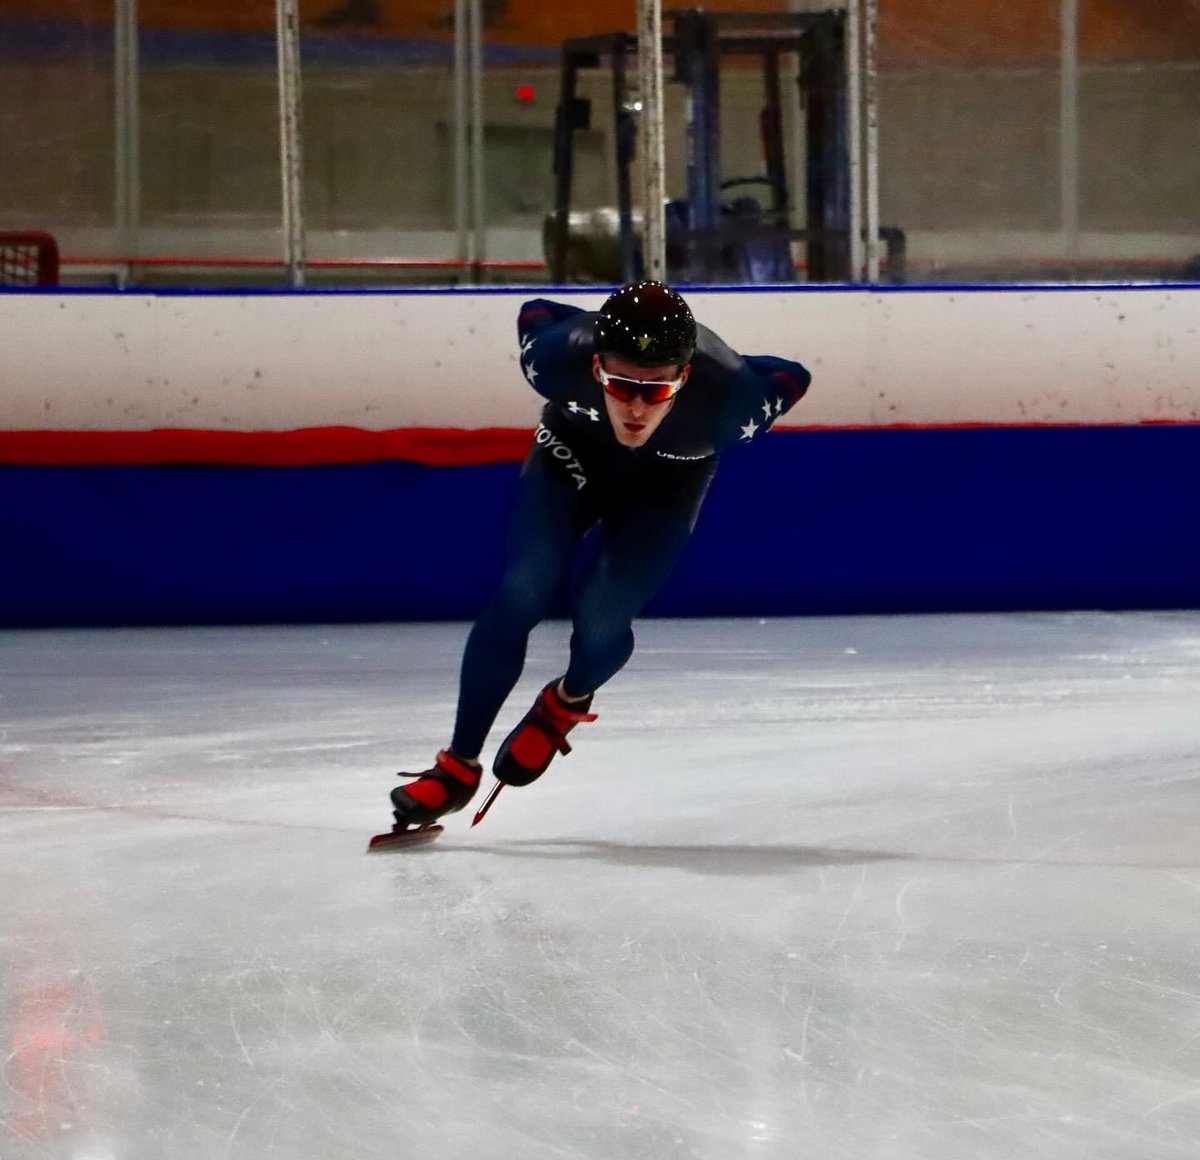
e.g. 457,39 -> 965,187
450,297 -> 811,760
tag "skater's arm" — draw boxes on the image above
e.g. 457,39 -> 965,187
517,299 -> 596,404
711,354 -> 812,448
517,298 -> 587,343
742,354 -> 812,416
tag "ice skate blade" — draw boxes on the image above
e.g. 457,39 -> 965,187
367,824 -> 444,852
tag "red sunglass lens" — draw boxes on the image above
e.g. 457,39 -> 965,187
603,379 -> 676,404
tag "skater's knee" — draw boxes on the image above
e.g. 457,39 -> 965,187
567,623 -> 635,688
504,571 -> 564,623
483,571 -> 558,629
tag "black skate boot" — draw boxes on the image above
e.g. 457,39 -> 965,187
390,749 -> 481,827
492,680 -> 598,787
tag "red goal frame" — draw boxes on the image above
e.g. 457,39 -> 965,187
0,230 -> 60,286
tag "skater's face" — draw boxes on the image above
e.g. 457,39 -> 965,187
593,353 -> 690,448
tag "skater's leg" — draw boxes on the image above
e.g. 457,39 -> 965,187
562,498 -> 698,696
393,464 -> 588,827
449,464 -> 589,759
489,489 -> 706,788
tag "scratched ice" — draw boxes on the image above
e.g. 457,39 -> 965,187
3,613 -> 1200,1160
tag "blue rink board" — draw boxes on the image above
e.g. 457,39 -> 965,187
2,425 -> 1198,627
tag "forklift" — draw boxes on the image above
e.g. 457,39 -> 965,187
546,8 -> 903,284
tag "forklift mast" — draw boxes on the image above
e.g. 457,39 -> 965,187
548,8 -> 898,284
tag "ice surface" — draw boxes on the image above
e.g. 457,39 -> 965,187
3,613 -> 1200,1160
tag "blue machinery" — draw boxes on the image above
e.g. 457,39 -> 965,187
548,9 -> 904,284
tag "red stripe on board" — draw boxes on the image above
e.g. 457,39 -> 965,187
2,420 -> 1198,468
0,427 -> 534,467
786,419 -> 1200,432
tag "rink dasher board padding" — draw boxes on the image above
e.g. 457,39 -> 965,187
1,423 -> 1199,627
2,284 -> 1198,431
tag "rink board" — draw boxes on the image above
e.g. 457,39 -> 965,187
3,283 -> 1198,626
2,423 -> 1198,627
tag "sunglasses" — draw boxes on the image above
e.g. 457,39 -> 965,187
596,365 -> 686,405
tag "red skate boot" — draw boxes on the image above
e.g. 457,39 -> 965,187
492,679 -> 598,787
368,749 -> 481,850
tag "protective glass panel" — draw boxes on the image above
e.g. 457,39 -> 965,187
136,0 -> 283,285
876,0 -> 1064,283
523,0 -> 803,286
0,0 -> 117,259
297,0 -> 458,286
2,1 -> 1197,286
1076,3 -> 1200,282
876,0 -> 1200,284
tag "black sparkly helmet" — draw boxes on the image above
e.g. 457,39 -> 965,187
594,280 -> 696,368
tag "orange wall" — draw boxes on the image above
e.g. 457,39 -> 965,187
0,0 -> 788,39
880,0 -> 1200,67
2,0 -> 1197,65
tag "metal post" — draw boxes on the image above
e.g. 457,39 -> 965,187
761,52 -> 787,218
114,0 -> 140,264
637,0 -> 667,281
678,10 -> 721,281
863,0 -> 880,282
469,0 -> 486,279
550,52 -> 580,283
785,2 -> 807,244
1060,0 -> 1080,260
613,47 -> 638,283
845,0 -> 864,281
454,0 -> 469,271
275,0 -> 306,287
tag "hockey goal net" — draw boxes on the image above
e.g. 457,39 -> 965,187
0,231 -> 60,286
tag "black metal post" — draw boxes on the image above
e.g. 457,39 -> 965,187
551,52 -> 580,282
612,36 -> 639,283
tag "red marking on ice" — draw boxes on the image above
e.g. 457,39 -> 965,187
8,982 -> 104,1138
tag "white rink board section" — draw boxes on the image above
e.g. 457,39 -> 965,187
3,614 -> 1200,1160
2,286 -> 1199,430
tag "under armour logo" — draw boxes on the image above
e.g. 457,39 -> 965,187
567,401 -> 600,421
